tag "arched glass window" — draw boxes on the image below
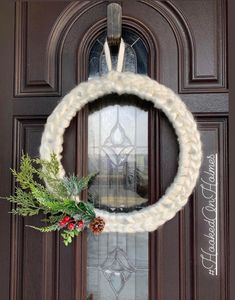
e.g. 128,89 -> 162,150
88,29 -> 148,78
87,29 -> 149,300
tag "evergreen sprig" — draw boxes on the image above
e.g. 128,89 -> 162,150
4,153 -> 100,246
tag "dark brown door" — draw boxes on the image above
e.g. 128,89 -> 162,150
0,1 -> 229,300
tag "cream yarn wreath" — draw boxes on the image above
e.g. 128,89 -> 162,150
40,39 -> 202,233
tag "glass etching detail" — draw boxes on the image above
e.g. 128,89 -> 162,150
102,110 -> 134,168
100,247 -> 136,297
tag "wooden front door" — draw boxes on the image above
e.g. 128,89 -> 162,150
0,1 -> 229,299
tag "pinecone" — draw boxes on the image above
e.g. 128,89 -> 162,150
89,217 -> 105,235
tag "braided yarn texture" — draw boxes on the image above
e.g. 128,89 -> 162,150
40,71 -> 202,233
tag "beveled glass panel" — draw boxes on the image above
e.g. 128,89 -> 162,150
88,96 -> 149,212
87,232 -> 148,300
87,30 -> 149,300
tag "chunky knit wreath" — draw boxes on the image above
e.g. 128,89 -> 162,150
40,40 -> 202,233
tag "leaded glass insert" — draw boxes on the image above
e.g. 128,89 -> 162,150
87,30 -> 149,300
88,96 -> 149,213
87,232 -> 148,300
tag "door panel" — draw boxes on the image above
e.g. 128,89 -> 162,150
194,117 -> 228,299
0,1 -> 228,299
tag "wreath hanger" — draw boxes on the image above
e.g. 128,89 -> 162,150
104,38 -> 125,72
107,2 -> 122,47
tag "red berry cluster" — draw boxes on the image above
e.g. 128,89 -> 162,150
59,216 -> 84,231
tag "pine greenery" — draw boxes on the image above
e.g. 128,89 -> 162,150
5,153 -> 98,246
